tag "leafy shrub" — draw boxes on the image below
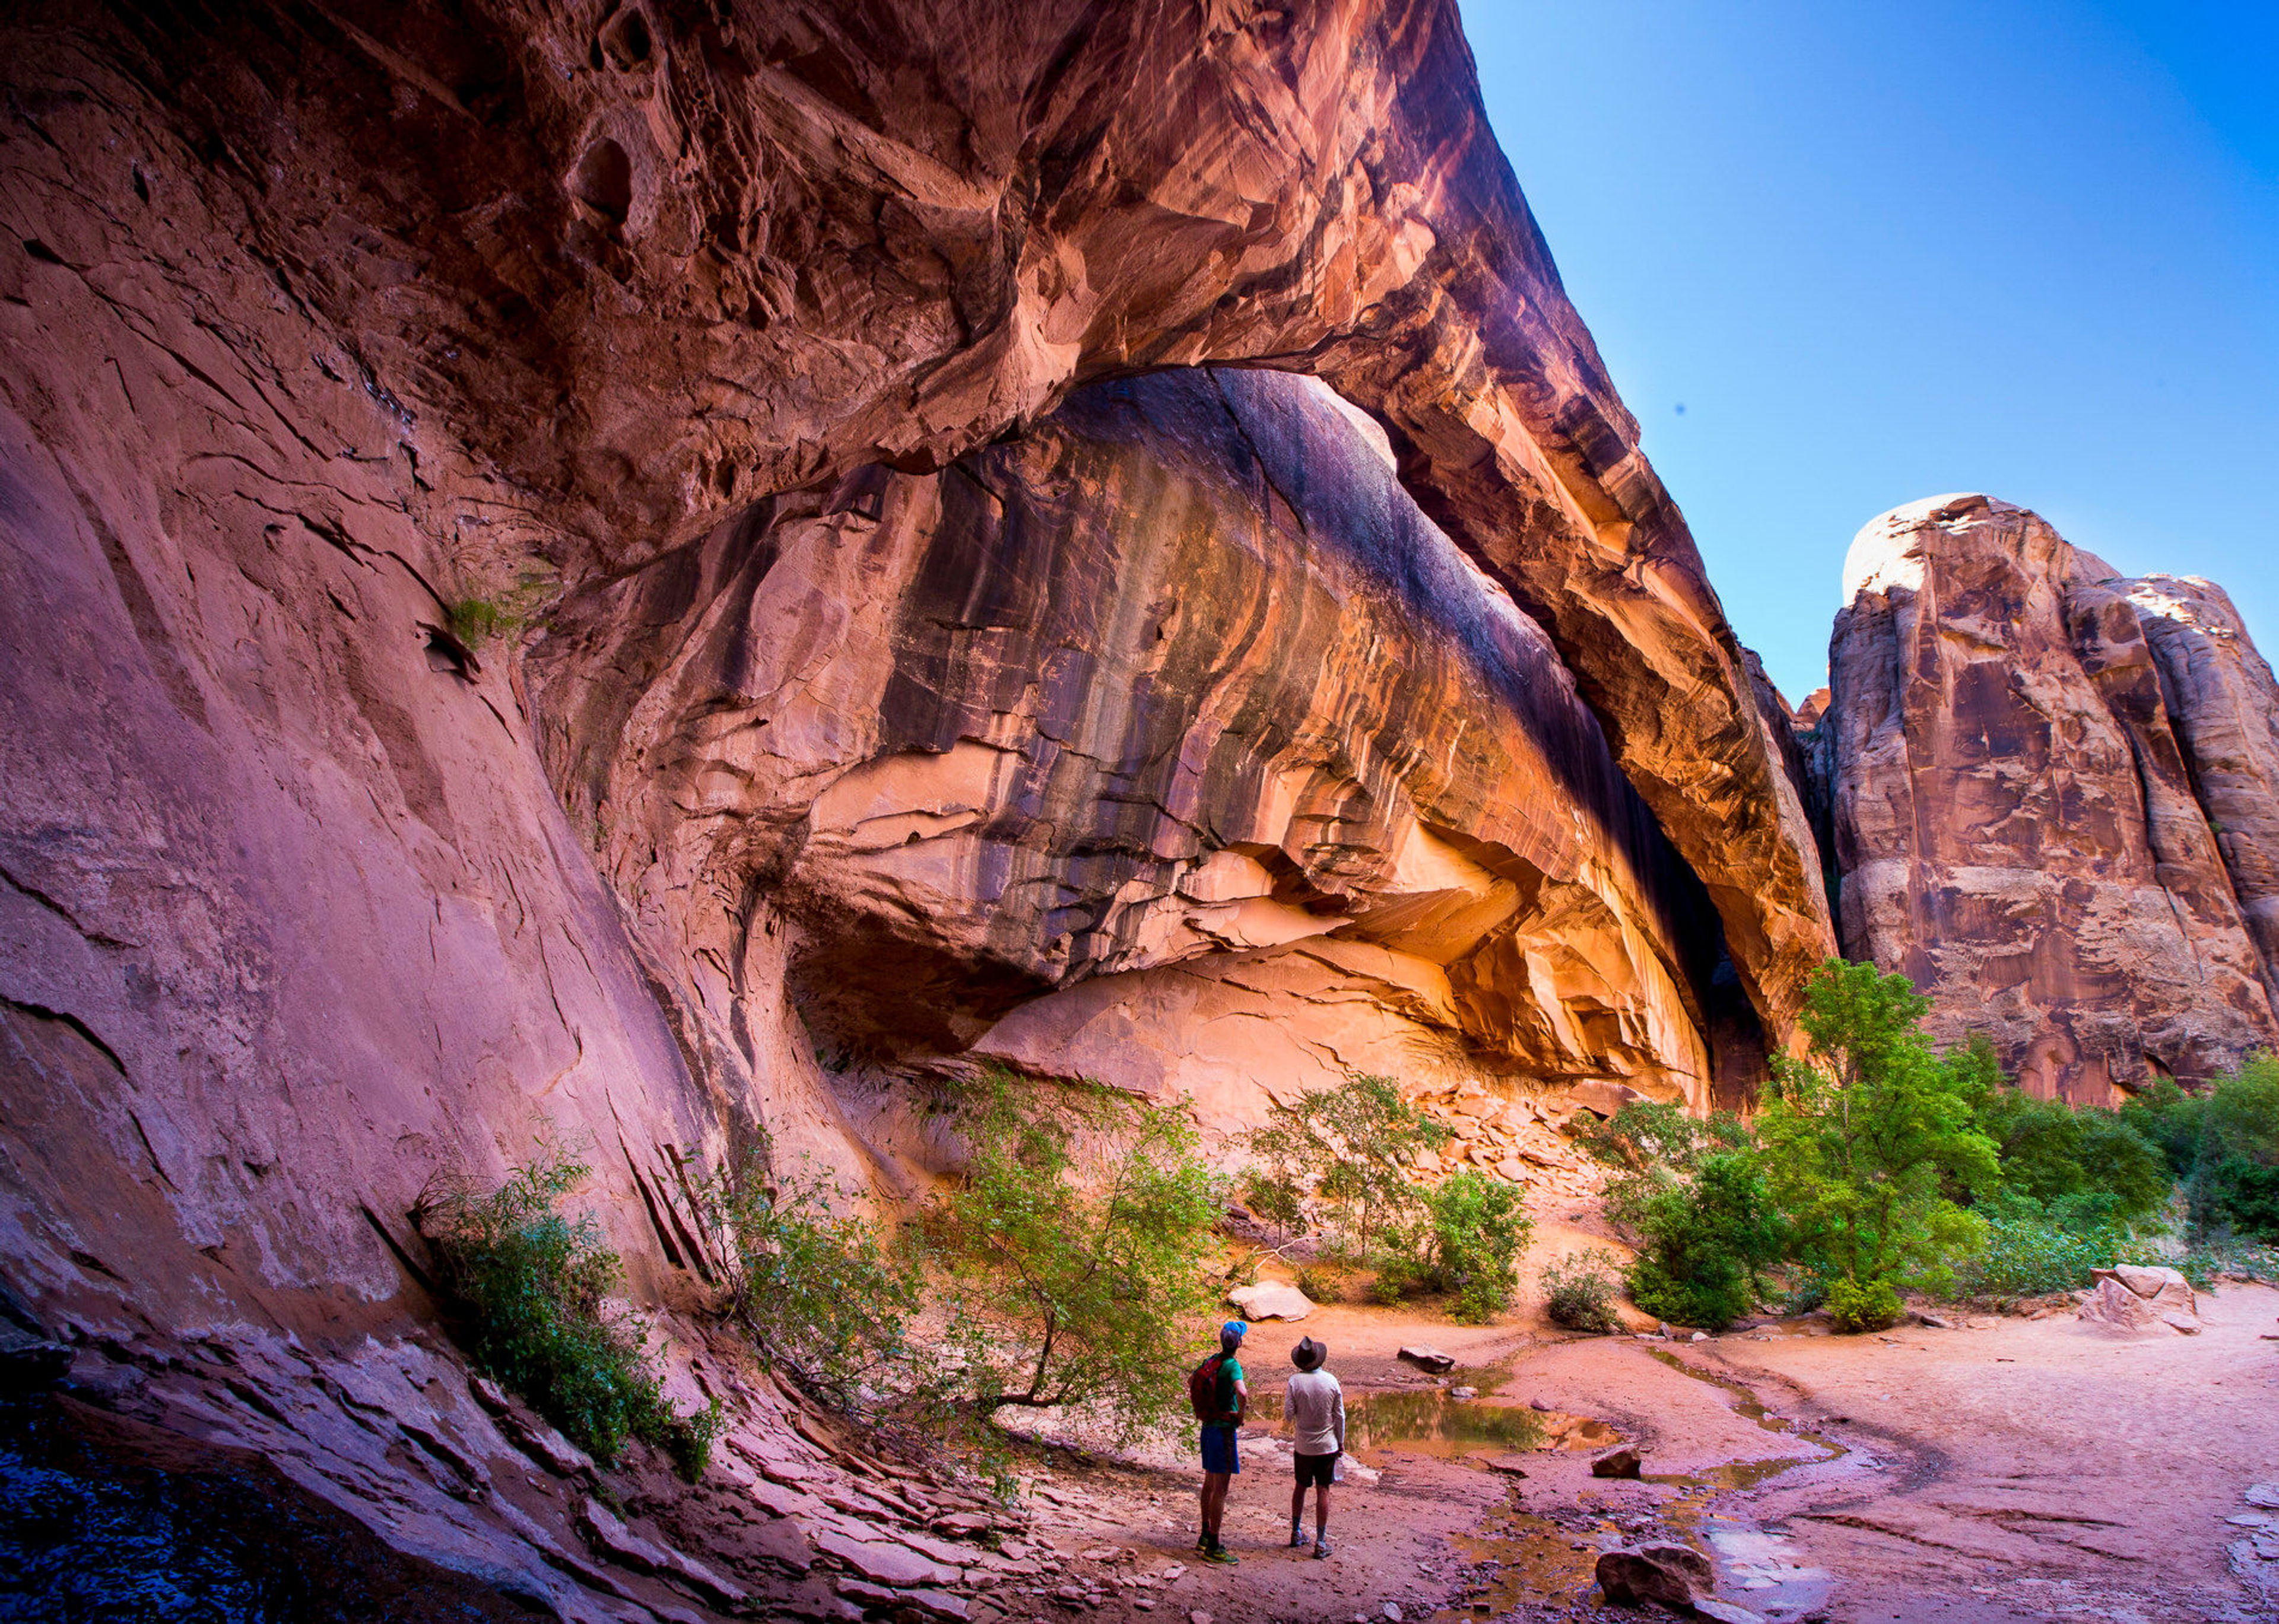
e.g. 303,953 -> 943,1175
2126,1056 -> 2279,1244
927,1070 -> 1225,1442
696,1134 -> 921,1409
1424,1170 -> 1532,1323
1957,1203 -> 2124,1297
1367,1253 -> 1422,1306
414,1153 -> 717,1478
1541,1248 -> 1623,1334
1624,1151 -> 1785,1330
1824,1276 -> 1901,1333
1243,1075 -> 1450,1266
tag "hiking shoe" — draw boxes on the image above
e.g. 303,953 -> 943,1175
1205,1546 -> 1240,1566
1195,1533 -> 1210,1553
1312,1539 -> 1332,1560
1288,1526 -> 1308,1548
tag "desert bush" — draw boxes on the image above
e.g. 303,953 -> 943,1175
695,1134 -> 921,1409
1757,962 -> 1998,1320
2126,1056 -> 2279,1244
1623,1150 -> 1785,1330
414,1152 -> 717,1478
926,1070 -> 1224,1442
1823,1275 -> 1902,1333
1425,1169 -> 1533,1323
1541,1248 -> 1623,1334
1243,1075 -> 1450,1264
1956,1200 -> 2124,1297
1293,1261 -> 1348,1304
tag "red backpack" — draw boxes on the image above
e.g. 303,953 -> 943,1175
1187,1353 -> 1227,1422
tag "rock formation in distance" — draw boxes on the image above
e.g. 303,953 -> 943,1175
1811,494 -> 2279,1101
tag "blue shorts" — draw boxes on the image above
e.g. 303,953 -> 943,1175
1199,1423 -> 1239,1476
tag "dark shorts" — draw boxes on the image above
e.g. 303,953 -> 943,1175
1200,1423 -> 1240,1476
1294,1450 -> 1339,1489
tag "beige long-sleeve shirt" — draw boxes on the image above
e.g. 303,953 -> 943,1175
1283,1369 -> 1345,1457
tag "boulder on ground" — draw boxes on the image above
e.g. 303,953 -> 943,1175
1594,1543 -> 1710,1606
1226,1282 -> 1315,1322
2102,1264 -> 2197,1315
1397,1346 -> 1455,1373
2078,1267 -> 2199,1334
1591,1445 -> 1642,1479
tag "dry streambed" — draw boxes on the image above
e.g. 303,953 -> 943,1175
1000,1284 -> 2279,1624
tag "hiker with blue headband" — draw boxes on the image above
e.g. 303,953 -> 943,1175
1186,1320 -> 1249,1563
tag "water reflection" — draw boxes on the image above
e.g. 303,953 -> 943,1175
1255,1385 -> 1616,1462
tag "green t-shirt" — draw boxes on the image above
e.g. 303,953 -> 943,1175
1213,1356 -> 1245,1423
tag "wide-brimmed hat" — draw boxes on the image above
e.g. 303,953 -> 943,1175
1290,1336 -> 1326,1371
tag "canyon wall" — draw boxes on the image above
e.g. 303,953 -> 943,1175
0,0 -> 1829,1345
529,366 -> 1747,1181
1811,494 -> 2279,1102
0,3 -> 1827,1601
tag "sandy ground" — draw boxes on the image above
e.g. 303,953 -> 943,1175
979,1279 -> 2279,1624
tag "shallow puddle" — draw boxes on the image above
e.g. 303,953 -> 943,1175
1252,1386 -> 1616,1464
1415,1345 -> 1848,1622
1642,1347 -> 1847,1491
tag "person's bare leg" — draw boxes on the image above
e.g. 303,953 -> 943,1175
1314,1482 -> 1332,1543
1202,1473 -> 1229,1544
1289,1476 -> 1307,1541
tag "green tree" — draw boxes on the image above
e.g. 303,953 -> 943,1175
1242,1074 -> 1450,1275
928,1071 -> 1226,1441
1575,1098 -> 1753,1230
1973,1078 -> 2169,1225
695,1133 -> 922,1409
1756,961 -> 1999,1327
2127,1055 -> 2279,1242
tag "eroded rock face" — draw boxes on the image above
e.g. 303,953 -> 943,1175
1819,494 -> 2278,1099
531,370 -> 1742,1141
0,0 -> 1829,1047
2120,575 -> 2279,1009
0,4 -> 1824,1598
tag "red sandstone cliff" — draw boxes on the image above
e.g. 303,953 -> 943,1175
0,3 -> 1826,1609
1814,494 -> 2279,1101
0,0 -> 1827,1333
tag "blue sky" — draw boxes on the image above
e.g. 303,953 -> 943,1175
1459,0 -> 2278,703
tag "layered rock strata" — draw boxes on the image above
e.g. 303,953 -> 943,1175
531,368 -> 1744,1147
1815,494 -> 2279,1099
0,0 -> 1830,1045
0,3 -> 1826,1606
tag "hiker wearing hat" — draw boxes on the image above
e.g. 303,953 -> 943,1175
1284,1336 -> 1345,1559
1188,1320 -> 1249,1563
